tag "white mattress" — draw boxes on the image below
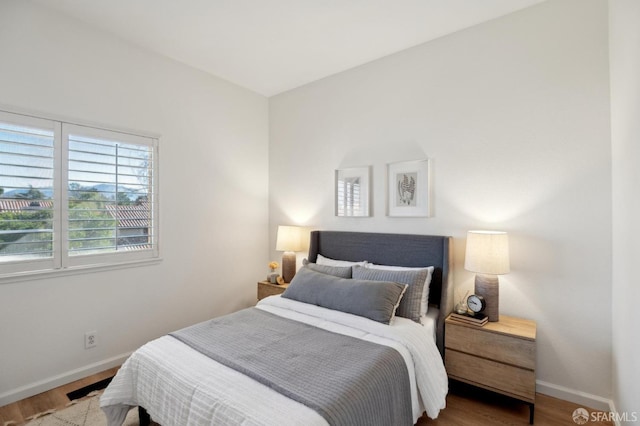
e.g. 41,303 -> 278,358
101,296 -> 448,426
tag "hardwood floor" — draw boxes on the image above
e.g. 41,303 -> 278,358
0,367 -> 119,426
0,370 -> 612,426
418,381 -> 613,426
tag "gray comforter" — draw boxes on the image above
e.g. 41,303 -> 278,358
170,307 -> 413,426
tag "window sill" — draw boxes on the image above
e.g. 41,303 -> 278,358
0,257 -> 163,285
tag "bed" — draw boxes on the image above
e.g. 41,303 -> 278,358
101,231 -> 453,426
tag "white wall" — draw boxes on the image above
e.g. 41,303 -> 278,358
0,1 -> 269,403
270,0 -> 613,406
610,0 -> 640,422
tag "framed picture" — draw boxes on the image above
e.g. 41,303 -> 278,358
387,159 -> 431,217
335,166 -> 371,217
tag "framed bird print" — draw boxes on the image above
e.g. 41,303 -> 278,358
386,159 -> 431,217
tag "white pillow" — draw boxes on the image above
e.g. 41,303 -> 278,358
316,253 -> 367,267
365,263 -> 434,318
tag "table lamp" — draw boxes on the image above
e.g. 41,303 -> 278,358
276,225 -> 304,283
464,230 -> 510,322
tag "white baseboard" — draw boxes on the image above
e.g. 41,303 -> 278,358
536,380 -> 613,412
608,400 -> 622,426
0,352 -> 131,407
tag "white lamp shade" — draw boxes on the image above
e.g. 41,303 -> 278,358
464,230 -> 510,275
276,225 -> 304,252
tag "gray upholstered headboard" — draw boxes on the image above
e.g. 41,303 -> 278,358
307,230 -> 453,356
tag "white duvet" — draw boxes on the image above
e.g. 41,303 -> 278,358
100,296 -> 448,426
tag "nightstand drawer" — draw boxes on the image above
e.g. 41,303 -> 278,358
257,281 -> 289,301
446,322 -> 535,370
446,349 -> 536,402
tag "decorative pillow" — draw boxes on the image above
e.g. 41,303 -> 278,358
302,259 -> 352,278
282,267 -> 406,324
353,265 -> 428,323
316,253 -> 367,267
366,264 -> 434,317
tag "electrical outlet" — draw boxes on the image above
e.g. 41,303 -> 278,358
85,331 -> 97,349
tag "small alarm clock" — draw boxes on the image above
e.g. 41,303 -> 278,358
467,294 -> 486,314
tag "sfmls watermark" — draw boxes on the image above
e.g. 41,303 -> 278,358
572,407 -> 638,424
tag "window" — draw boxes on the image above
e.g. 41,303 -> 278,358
0,110 -> 158,278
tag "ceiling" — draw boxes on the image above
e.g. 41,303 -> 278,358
32,0 -> 545,97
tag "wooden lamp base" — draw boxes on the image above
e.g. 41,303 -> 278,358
474,274 -> 499,322
281,251 -> 296,283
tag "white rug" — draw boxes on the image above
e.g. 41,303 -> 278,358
21,392 -> 139,426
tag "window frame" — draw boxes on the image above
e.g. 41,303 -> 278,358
0,108 -> 160,282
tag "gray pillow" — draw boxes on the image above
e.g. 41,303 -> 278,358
282,267 -> 406,324
302,260 -> 352,278
352,265 -> 428,323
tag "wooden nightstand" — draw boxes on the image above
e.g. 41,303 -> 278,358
445,314 -> 537,424
257,281 -> 289,301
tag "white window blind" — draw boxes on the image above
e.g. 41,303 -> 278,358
0,109 -> 158,278
0,112 -> 58,274
64,124 -> 157,267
